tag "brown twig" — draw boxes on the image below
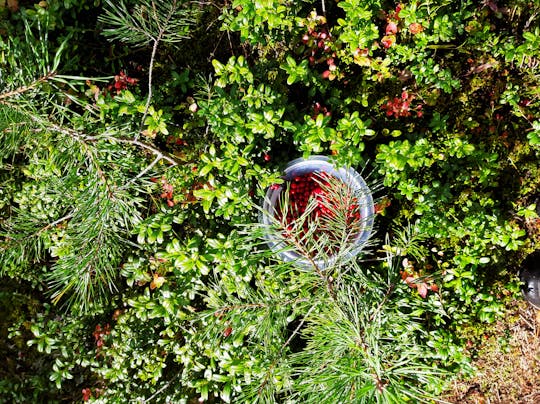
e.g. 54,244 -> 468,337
0,71 -> 56,102
115,137 -> 178,166
137,0 -> 179,141
213,297 -> 309,318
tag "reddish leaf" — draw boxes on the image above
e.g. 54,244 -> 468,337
417,283 -> 428,298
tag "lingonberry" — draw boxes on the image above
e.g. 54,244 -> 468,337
381,35 -> 396,49
386,21 -> 398,35
275,172 -> 363,251
409,22 -> 423,35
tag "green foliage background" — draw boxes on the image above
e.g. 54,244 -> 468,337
0,0 -> 539,402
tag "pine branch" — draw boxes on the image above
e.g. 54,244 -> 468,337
0,145 -> 141,311
223,173 -> 450,402
210,296 -> 310,318
99,0 -> 194,47
260,173 -> 376,300
257,303 -> 318,397
115,137 -> 178,166
0,177 -> 72,275
0,71 -> 57,102
0,102 -> 159,311
3,103 -> 179,167
284,224 -> 338,300
0,16 -> 70,96
42,169 -> 145,312
137,0 -> 183,140
0,13 -> 181,312
99,0 -> 196,140
0,105 -> 32,159
288,271 -> 448,403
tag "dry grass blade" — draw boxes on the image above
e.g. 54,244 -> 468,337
444,301 -> 540,404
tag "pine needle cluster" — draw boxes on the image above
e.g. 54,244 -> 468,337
0,4 -> 196,312
195,173 -> 449,402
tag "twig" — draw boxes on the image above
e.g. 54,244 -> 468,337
143,373 -> 181,403
213,297 -> 309,318
123,154 -> 163,188
519,311 -> 536,331
9,102 -> 179,167
281,304 -> 316,351
115,138 -> 178,166
258,303 -> 317,395
137,37 -> 160,141
291,233 -> 337,300
137,0 -> 179,141
0,71 -> 56,102
0,213 -> 75,254
8,107 -> 178,196
369,283 -> 395,322
38,213 -> 74,234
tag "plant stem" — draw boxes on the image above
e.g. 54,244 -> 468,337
123,154 -> 163,188
258,303 -> 317,396
116,138 -> 178,166
18,108 -> 178,167
0,71 -> 56,102
137,0 -> 179,141
213,297 -> 309,318
284,222 -> 337,300
368,283 -> 395,322
137,37 -> 159,141
143,373 -> 181,403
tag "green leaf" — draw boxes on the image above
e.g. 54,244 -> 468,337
201,197 -> 214,213
221,382 -> 231,402
479,257 -> 490,264
287,72 -> 297,85
199,164 -> 213,177
212,59 -> 224,74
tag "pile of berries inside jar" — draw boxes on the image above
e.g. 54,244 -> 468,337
275,171 -> 363,242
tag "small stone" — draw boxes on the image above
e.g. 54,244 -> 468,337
520,251 -> 540,309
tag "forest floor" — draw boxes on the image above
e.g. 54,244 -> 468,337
445,300 -> 540,404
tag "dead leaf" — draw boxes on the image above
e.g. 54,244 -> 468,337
150,273 -> 166,290
7,0 -> 18,12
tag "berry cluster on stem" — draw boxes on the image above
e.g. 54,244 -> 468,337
301,11 -> 338,79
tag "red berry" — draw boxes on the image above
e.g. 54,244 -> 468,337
386,21 -> 398,35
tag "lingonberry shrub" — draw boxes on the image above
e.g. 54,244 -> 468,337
381,90 -> 423,118
108,71 -> 139,95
